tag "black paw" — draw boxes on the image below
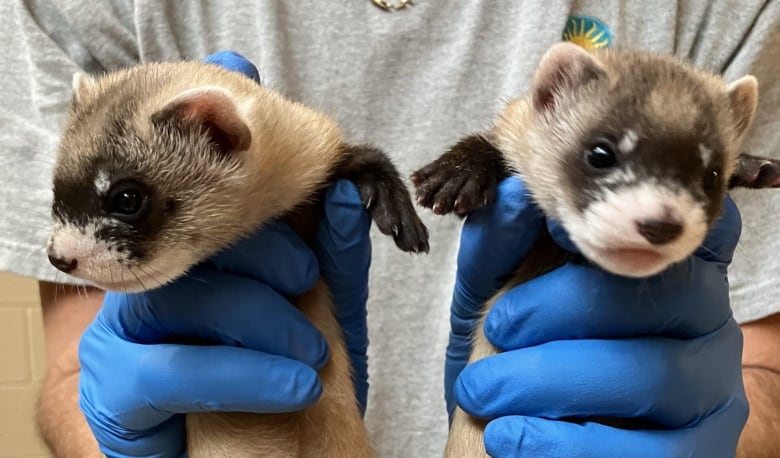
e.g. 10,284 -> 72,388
353,174 -> 430,254
410,135 -> 508,217
336,144 -> 429,253
729,153 -> 780,189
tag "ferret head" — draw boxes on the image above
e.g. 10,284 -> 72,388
46,63 -> 341,291
495,43 -> 759,277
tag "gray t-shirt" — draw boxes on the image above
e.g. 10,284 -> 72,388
1,1 -> 778,456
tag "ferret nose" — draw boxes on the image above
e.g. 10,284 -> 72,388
48,255 -> 78,273
636,219 -> 683,245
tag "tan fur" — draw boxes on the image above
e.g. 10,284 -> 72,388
57,63 -> 375,456
444,44 -> 759,456
186,280 -> 373,457
493,45 -> 754,222
446,233 -> 570,457
56,63 -> 349,291
62,62 -> 343,237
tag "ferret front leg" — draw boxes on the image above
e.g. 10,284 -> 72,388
337,144 -> 430,253
410,133 -> 511,458
729,153 -> 780,189
411,134 -> 511,217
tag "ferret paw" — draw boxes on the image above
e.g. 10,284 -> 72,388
354,176 -> 430,254
729,153 -> 780,189
410,134 -> 507,217
410,157 -> 499,217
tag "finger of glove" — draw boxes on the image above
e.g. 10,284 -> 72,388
456,319 -> 743,427
546,195 -> 741,265
484,397 -> 747,458
445,330 -> 474,420
314,179 -> 372,412
452,176 -> 543,331
485,258 -> 731,350
82,409 -> 186,458
694,195 -> 741,263
79,331 -> 322,432
206,220 -> 319,296
102,273 -> 328,370
315,180 -> 371,326
203,50 -> 261,83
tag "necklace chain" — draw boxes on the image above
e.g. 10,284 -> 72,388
372,0 -> 414,12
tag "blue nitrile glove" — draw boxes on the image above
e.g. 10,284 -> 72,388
79,180 -> 371,458
78,49 -> 371,458
445,176 -> 748,457
203,50 -> 262,82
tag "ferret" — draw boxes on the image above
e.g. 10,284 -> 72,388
411,42 -> 780,457
45,60 -> 429,457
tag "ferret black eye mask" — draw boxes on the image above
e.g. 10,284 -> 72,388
106,180 -> 150,223
412,42 -> 780,279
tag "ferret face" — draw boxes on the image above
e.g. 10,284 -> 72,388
496,44 -> 758,277
550,124 -> 723,278
48,121 -> 251,292
47,70 -> 255,291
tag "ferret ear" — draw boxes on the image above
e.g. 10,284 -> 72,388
728,153 -> 780,189
151,87 -> 252,153
725,75 -> 758,141
72,72 -> 97,103
531,42 -> 608,112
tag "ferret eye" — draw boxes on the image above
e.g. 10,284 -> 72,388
585,141 -> 618,169
107,181 -> 149,222
703,169 -> 720,192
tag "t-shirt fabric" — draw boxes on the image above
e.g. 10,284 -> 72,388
1,1 -> 778,456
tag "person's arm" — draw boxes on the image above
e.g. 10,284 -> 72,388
708,3 -> 780,454
35,179 -> 373,457
738,313 -> 780,457
1,3 -> 138,455
36,283 -> 103,457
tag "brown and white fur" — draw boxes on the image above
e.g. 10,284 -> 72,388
46,61 -> 429,457
411,42 -> 780,457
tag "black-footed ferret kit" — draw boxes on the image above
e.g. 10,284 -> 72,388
412,42 -> 779,457
46,61 -> 429,457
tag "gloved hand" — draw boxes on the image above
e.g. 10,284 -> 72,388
203,51 -> 371,408
445,176 -> 748,457
79,49 -> 372,458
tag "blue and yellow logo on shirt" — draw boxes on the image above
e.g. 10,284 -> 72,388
562,15 -> 613,50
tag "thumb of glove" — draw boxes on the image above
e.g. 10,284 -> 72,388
446,176 -> 544,418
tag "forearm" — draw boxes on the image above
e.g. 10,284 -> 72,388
37,282 -> 104,458
738,367 -> 780,457
737,312 -> 780,458
38,349 -> 102,458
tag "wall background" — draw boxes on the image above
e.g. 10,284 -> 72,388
0,272 -> 51,457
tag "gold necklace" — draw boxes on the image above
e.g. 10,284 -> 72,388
372,0 -> 413,12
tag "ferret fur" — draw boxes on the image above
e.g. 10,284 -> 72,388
49,61 -> 429,457
411,42 -> 780,457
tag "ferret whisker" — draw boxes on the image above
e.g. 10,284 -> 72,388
75,282 -> 86,302
22,246 -> 48,259
120,267 -> 129,298
128,267 -> 149,292
4,204 -> 53,221
136,265 -> 163,289
0,154 -> 57,163
80,283 -> 91,300
697,244 -> 721,260
187,272 -> 212,287
80,283 -> 92,299
0,157 -> 57,166
53,270 -> 60,302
